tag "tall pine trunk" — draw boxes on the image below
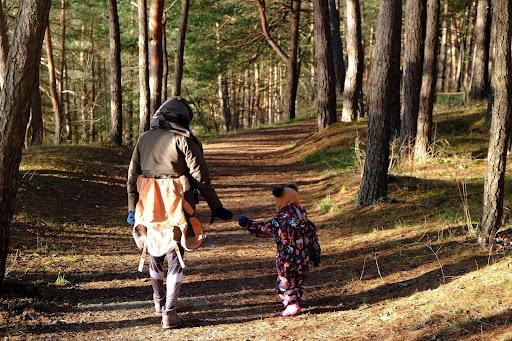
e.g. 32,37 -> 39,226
45,24 -> 63,145
341,0 -> 363,122
401,0 -> 426,150
357,0 -> 402,207
479,0 -> 512,247
469,0 -> 490,100
149,0 -> 164,116
0,0 -> 51,289
60,0 -> 71,142
172,0 -> 189,97
0,0 -> 8,90
414,0 -> 440,163
138,0 -> 151,134
313,0 -> 336,130
255,0 -> 301,120
107,0 -> 123,146
29,61 -> 44,145
328,0 -> 345,96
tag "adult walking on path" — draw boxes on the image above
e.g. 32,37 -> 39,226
126,97 -> 233,329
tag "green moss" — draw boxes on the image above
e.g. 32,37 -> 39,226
304,148 -> 356,170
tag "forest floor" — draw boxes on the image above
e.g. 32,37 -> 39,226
1,104 -> 512,340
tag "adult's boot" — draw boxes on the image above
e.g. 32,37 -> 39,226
162,308 -> 181,330
154,295 -> 164,316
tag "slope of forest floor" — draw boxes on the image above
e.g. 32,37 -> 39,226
1,104 -> 512,340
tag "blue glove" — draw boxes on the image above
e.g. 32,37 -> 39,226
210,206 -> 233,224
127,211 -> 135,225
238,216 -> 252,228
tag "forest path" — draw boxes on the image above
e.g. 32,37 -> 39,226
4,115 -> 511,340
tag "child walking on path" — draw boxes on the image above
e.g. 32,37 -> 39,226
238,184 -> 321,317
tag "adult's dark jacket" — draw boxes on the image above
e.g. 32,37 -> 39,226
127,98 -> 222,212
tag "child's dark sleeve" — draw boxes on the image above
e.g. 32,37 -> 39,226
247,218 -> 275,238
309,223 -> 321,263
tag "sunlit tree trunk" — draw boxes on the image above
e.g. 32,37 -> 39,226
161,16 -> 168,100
313,0 -> 337,130
341,0 -> 363,122
138,0 -> 151,134
45,24 -> 63,145
437,1 -> 448,91
470,0 -> 490,99
414,0 -> 440,163
0,0 -> 51,289
107,0 -> 123,146
60,0 -> 71,142
479,0 -> 512,247
358,0 -> 402,207
149,0 -> 164,115
401,0 -> 426,150
255,0 -> 301,120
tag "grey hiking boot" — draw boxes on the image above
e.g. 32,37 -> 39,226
162,308 -> 182,330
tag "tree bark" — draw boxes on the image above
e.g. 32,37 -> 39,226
138,0 -> 151,134
172,0 -> 189,97
469,0 -> 490,100
313,0 -> 337,130
437,1 -> 448,92
255,0 -> 301,120
45,24 -> 63,145
414,0 -> 440,163
341,0 -> 363,122
60,0 -> 71,142
479,0 -> 512,247
29,60 -> 44,145
401,0 -> 426,150
357,0 -> 402,207
328,0 -> 345,96
0,0 -> 51,289
149,0 -> 164,116
0,0 -> 8,90
161,17 -> 168,100
107,0 -> 123,146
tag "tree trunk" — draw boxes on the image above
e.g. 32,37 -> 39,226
161,16 -> 168,100
357,0 -> 402,207
60,0 -> 71,142
479,0 -> 512,247
107,0 -> 123,146
341,0 -> 363,122
437,1 -> 448,91
0,0 -> 8,90
89,54 -> 97,143
313,0 -> 337,130
29,61 -> 44,145
414,0 -> 440,163
0,0 -> 51,289
328,0 -> 345,96
469,0 -> 490,100
172,0 -> 189,97
138,0 -> 151,134
255,0 -> 301,120
149,0 -> 164,116
401,0 -> 426,150
45,24 -> 63,145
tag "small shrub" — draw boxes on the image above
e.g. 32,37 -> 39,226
55,273 -> 70,287
317,195 -> 335,214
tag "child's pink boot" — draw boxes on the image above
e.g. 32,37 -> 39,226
281,303 -> 301,317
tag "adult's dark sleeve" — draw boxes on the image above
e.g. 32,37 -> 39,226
127,142 -> 142,211
178,135 -> 222,212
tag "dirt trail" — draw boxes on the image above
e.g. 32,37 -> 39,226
3,118 -> 512,340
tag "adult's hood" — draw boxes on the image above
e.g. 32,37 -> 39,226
150,97 -> 194,136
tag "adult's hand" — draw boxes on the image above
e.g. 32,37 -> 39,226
127,211 -> 135,225
210,206 -> 233,224
237,216 -> 252,228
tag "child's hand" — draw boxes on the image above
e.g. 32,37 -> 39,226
238,216 -> 252,228
311,255 -> 321,267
